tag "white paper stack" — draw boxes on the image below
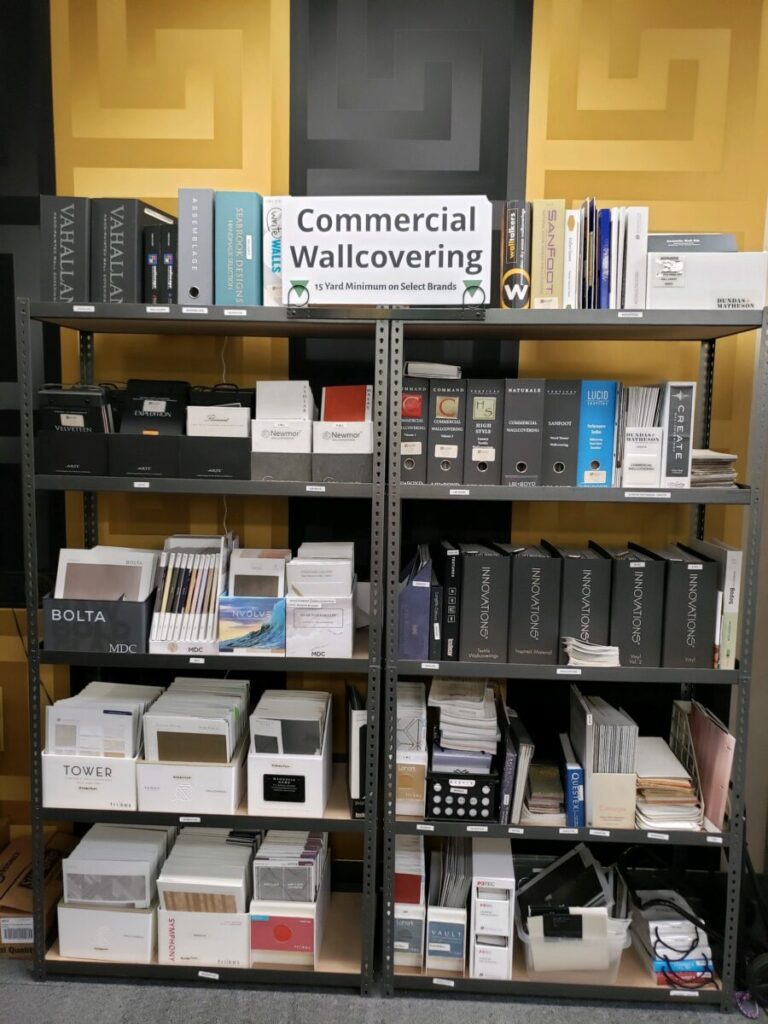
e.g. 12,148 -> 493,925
143,677 -> 249,764
635,737 -> 704,831
562,637 -> 621,668
590,697 -> 638,773
157,828 -> 254,913
404,362 -> 462,379
249,690 -> 330,756
428,678 -> 500,754
252,830 -> 328,903
46,681 -> 164,759
63,824 -> 170,908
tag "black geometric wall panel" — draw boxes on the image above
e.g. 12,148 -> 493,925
290,0 -> 532,199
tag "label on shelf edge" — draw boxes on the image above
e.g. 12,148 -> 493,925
180,816 -> 201,823
189,657 -> 205,664
624,491 -> 671,499
669,990 -> 699,998
449,488 -> 470,496
306,484 -> 326,492
618,311 -> 643,318
146,306 -> 170,314
416,823 -> 434,832
559,827 -> 578,835
647,832 -> 669,841
508,827 -> 525,835
432,978 -> 455,988
556,668 -> 581,675
72,305 -> 94,312
133,481 -> 150,489
589,828 -> 610,837
223,309 -> 247,316
466,825 -> 488,833
198,970 -> 219,981
706,835 -> 724,844
421,662 -> 439,670
181,306 -> 209,314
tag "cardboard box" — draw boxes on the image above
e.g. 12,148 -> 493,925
646,251 -> 768,310
57,901 -> 156,963
0,830 -> 76,959
178,437 -> 251,480
218,596 -> 286,656
42,593 -> 153,656
157,910 -> 249,968
285,593 -> 355,659
43,749 -> 139,811
251,420 -> 312,454
109,434 -> 179,477
394,902 -> 425,967
247,699 -> 332,817
250,452 -> 311,482
35,431 -> 109,476
312,421 -> 373,455
311,452 -> 373,484
250,853 -> 330,967
137,734 -> 247,814
396,750 -> 428,817
186,407 -> 251,438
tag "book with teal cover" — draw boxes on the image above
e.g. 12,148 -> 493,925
218,596 -> 285,656
214,191 -> 262,305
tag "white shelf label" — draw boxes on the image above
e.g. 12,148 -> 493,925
182,306 -> 209,314
624,491 -> 671,499
432,978 -> 455,988
133,481 -> 150,489
559,827 -> 579,835
618,310 -> 643,318
670,990 -> 699,998
306,484 -> 326,492
416,823 -> 434,832
189,657 -> 205,664
223,308 -> 247,316
706,835 -> 724,845
180,816 -> 201,823
508,827 -> 525,835
647,832 -> 669,841
72,304 -> 94,312
449,488 -> 470,496
413,581 -> 430,588
589,828 -> 610,837
556,668 -> 581,675
146,306 -> 170,314
421,662 -> 439,670
198,970 -> 219,981
466,825 -> 488,833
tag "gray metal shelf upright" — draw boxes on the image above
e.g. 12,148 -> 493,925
15,299 -> 388,994
382,308 -> 768,1010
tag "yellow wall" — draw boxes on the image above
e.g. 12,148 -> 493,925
49,0 -> 291,552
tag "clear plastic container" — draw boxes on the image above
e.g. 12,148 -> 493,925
516,913 -> 632,985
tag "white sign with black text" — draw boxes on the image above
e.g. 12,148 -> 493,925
281,195 -> 492,306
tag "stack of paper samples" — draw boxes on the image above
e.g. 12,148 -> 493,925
249,690 -> 329,756
428,678 -> 500,757
157,828 -> 254,913
691,449 -> 738,488
562,637 -> 621,668
520,762 -> 566,826
63,824 -> 170,907
635,737 -> 704,831
46,681 -> 164,758
150,534 -> 233,648
433,837 -> 472,909
143,677 -> 249,764
252,831 -> 328,903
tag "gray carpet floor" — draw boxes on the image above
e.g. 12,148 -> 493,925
0,958 -> 748,1024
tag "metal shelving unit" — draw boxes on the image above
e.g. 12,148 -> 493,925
16,299 -> 388,994
382,308 -> 768,1011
